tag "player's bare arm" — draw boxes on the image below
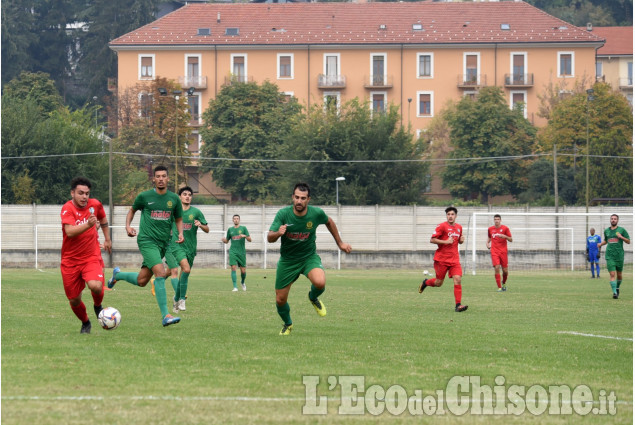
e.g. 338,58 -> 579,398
175,217 -> 184,243
325,217 -> 352,253
194,220 -> 209,233
125,208 -> 137,237
100,218 -> 112,254
486,237 -> 491,249
268,224 -> 287,243
243,234 -> 252,242
431,237 -> 453,245
616,232 -> 631,244
458,235 -> 465,244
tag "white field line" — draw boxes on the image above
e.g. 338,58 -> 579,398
558,331 -> 633,341
2,395 -> 632,405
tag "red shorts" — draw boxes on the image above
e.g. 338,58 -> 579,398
60,261 -> 104,300
434,261 -> 462,280
491,251 -> 508,268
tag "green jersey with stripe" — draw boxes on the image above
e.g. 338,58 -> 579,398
171,206 -> 207,256
226,225 -> 250,255
270,205 -> 329,261
133,189 -> 183,245
603,226 -> 630,262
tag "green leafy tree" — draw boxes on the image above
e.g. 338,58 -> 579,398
539,82 -> 633,202
200,81 -> 302,202
278,99 -> 428,205
1,0 -> 37,86
3,71 -> 64,117
441,86 -> 537,204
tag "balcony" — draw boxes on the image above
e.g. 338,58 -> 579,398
223,75 -> 254,86
619,77 -> 633,89
504,73 -> 534,88
363,75 -> 394,89
318,74 -> 346,89
457,74 -> 486,88
188,114 -> 202,127
179,75 -> 207,89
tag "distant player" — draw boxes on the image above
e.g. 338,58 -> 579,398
107,165 -> 184,327
486,214 -> 513,291
267,183 -> 352,335
418,206 -> 468,312
60,177 -> 111,334
598,214 -> 630,299
586,228 -> 602,279
222,214 -> 251,291
165,186 -> 209,311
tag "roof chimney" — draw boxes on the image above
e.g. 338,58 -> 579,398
586,22 -> 593,31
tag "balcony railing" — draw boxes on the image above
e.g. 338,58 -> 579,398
619,77 -> 633,89
504,73 -> 534,87
223,75 -> 254,86
363,74 -> 394,89
457,74 -> 486,88
179,75 -> 207,89
318,74 -> 346,89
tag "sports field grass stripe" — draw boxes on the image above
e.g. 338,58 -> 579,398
557,331 -> 633,341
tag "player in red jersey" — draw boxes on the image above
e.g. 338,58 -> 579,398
418,207 -> 468,312
487,214 -> 513,291
60,177 -> 111,334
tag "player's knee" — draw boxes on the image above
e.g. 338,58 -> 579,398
435,279 -> 444,287
68,297 -> 81,307
182,265 -> 191,274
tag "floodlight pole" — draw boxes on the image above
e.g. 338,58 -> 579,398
335,176 -> 346,205
585,88 -> 594,232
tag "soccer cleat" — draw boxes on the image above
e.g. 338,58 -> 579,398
419,280 -> 428,293
242,283 -> 247,291
178,299 -> 186,311
497,288 -> 504,292
309,293 -> 327,317
172,299 -> 179,313
502,285 -> 507,292
80,320 -> 92,334
94,304 -> 103,318
617,288 -> 620,297
279,324 -> 293,335
455,304 -> 468,312
613,293 -> 618,299
107,267 -> 120,289
151,278 -> 156,296
232,287 -> 238,292
162,314 -> 181,327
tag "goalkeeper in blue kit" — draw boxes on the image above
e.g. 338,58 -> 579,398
586,228 -> 601,278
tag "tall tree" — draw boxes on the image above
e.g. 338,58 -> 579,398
3,71 -> 64,117
200,81 -> 302,202
279,99 -> 429,205
1,0 -> 37,86
441,86 -> 537,204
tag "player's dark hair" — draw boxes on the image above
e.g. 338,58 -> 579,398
233,214 -> 240,219
293,182 -> 311,197
611,214 -> 619,219
179,186 -> 193,196
154,165 -> 168,175
71,176 -> 92,190
445,206 -> 458,215
494,214 -> 501,219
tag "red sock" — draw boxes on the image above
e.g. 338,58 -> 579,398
70,301 -> 89,323
425,278 -> 436,287
495,274 -> 501,288
502,273 -> 508,284
454,284 -> 462,305
91,287 -> 104,308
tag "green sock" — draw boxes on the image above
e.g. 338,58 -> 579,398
241,272 -> 246,284
153,277 -> 169,318
309,284 -> 325,301
277,302 -> 292,326
231,270 -> 237,288
180,272 -> 190,300
617,280 -> 622,289
610,281 -> 617,294
116,271 -> 140,286
171,277 -> 180,299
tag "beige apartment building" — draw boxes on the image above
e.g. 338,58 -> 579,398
109,1 -> 604,200
589,26 -> 633,105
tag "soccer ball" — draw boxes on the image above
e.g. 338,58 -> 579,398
98,307 -> 121,330
423,270 -> 430,276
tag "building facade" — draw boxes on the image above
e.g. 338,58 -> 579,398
589,26 -> 633,106
110,1 -> 604,199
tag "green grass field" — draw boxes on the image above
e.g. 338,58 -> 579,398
1,268 -> 632,424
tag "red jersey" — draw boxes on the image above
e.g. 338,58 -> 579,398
432,221 -> 462,264
60,198 -> 106,266
488,225 -> 512,255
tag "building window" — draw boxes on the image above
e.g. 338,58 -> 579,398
139,55 -> 155,80
281,91 -> 294,102
231,54 -> 247,82
323,91 -> 340,112
371,54 -> 386,85
463,52 -> 480,84
628,62 -> 633,86
417,91 -> 433,117
558,52 -> 574,77
139,92 -> 153,118
370,92 -> 386,114
596,61 -> 603,79
417,53 -> 433,78
323,53 -> 340,86
463,91 -> 477,100
511,52 -> 527,83
278,54 -> 293,79
188,133 -> 201,157
510,91 -> 527,119
187,93 -> 200,124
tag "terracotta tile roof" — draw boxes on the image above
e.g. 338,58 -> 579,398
589,26 -> 633,56
110,2 -> 604,48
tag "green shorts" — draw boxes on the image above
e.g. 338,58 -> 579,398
229,252 -> 247,268
606,259 -> 624,272
166,243 -> 194,269
138,238 -> 168,270
275,254 -> 324,290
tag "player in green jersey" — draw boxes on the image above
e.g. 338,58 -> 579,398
598,214 -> 630,299
107,165 -> 184,327
222,214 -> 251,291
165,186 -> 209,312
267,183 -> 352,335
